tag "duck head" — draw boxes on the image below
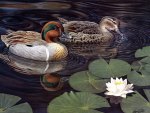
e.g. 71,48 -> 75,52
41,21 -> 64,43
99,16 -> 122,35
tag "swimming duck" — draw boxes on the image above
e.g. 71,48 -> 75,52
1,21 -> 68,61
58,16 -> 124,43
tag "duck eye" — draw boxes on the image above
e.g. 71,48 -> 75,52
107,18 -> 113,21
48,24 -> 58,30
52,26 -> 56,30
107,18 -> 117,24
112,21 -> 117,24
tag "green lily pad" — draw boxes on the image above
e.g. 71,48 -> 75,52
140,56 -> 150,64
144,89 -> 150,102
48,92 -> 110,113
143,64 -> 150,73
89,59 -> 131,78
69,71 -> 108,93
0,93 -> 33,113
131,61 -> 146,71
121,92 -> 150,113
131,60 -> 150,73
135,46 -> 150,58
127,71 -> 150,86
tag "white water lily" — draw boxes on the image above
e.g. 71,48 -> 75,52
105,77 -> 134,98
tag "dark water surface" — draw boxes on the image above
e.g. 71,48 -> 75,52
0,0 -> 150,113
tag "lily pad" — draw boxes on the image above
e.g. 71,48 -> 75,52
121,92 -> 150,113
69,71 -> 108,93
0,93 -> 33,113
140,56 -> 150,64
131,60 -> 150,73
127,71 -> 150,86
135,46 -> 150,58
48,92 -> 110,113
89,59 -> 131,78
144,89 -> 150,102
143,64 -> 150,73
131,61 -> 146,71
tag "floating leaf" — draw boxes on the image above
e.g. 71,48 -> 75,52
140,56 -> 150,64
0,93 -> 33,113
48,92 -> 110,113
89,59 -> 131,78
121,92 -> 150,113
69,71 -> 108,93
143,64 -> 150,73
131,61 -> 146,72
144,89 -> 150,102
135,46 -> 150,58
127,71 -> 150,86
131,60 -> 150,73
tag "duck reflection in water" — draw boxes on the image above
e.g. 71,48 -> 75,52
40,73 -> 68,92
0,53 -> 68,91
0,53 -> 67,75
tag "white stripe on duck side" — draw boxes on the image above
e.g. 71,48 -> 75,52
45,46 -> 50,61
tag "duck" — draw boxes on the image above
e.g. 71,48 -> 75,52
58,16 -> 124,43
1,21 -> 68,61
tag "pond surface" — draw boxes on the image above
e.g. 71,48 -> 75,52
0,0 -> 150,113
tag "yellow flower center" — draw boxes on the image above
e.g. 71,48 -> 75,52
115,81 -> 123,85
81,106 -> 89,110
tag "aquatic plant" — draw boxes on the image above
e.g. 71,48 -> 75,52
89,59 -> 131,78
121,90 -> 150,113
47,91 -> 110,113
69,71 -> 108,93
105,78 -> 134,98
69,59 -> 132,93
128,71 -> 150,86
0,93 -> 33,113
135,46 -> 150,58
129,46 -> 150,86
48,46 -> 150,113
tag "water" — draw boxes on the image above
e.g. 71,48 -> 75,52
0,1 -> 150,113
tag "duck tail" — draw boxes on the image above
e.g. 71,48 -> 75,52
57,17 -> 68,24
0,54 -> 10,62
1,35 -> 10,47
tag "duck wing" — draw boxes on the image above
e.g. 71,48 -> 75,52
58,17 -> 100,34
61,32 -> 102,43
61,32 -> 114,44
1,31 -> 46,47
62,20 -> 100,34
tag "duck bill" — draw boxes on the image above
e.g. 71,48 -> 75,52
59,32 -> 65,41
115,28 -> 123,36
61,32 -> 66,37
59,32 -> 71,42
115,28 -> 127,41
